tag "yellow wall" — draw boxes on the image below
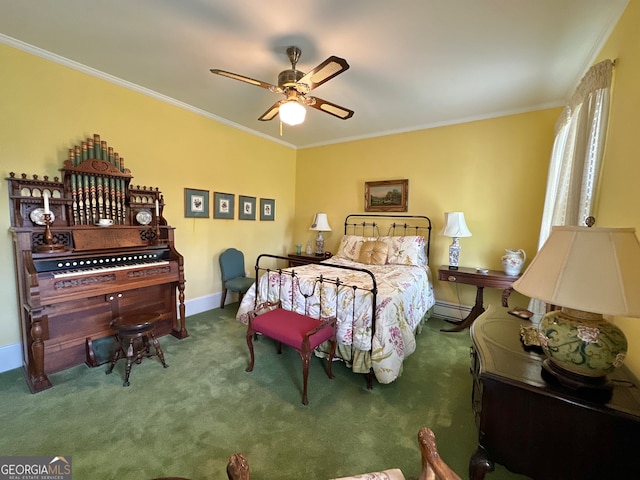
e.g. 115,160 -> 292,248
294,0 -> 640,379
0,43 -> 296,348
4,0 -> 637,380
296,110 -> 559,308
0,41 -> 559,350
592,0 -> 640,375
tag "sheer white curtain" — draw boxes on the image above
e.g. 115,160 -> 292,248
530,59 -> 614,316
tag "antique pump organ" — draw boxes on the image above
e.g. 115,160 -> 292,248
7,134 -> 187,393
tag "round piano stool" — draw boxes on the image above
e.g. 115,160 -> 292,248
105,312 -> 168,386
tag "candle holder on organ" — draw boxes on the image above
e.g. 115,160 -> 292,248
154,218 -> 161,244
154,199 -> 161,244
35,213 -> 66,253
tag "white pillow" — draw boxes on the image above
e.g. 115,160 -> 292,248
378,235 -> 427,266
335,235 -> 364,261
335,235 -> 376,262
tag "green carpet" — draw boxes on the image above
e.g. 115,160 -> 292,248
0,305 -> 529,479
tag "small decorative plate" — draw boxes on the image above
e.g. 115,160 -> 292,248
509,307 -> 533,319
136,209 -> 152,226
29,207 -> 55,226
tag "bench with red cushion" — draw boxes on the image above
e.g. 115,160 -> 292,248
245,301 -> 337,405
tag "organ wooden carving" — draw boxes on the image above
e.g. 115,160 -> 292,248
7,134 -> 187,393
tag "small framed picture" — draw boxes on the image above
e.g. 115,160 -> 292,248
260,198 -> 275,221
184,188 -> 209,218
214,192 -> 235,219
239,195 -> 256,220
364,179 -> 409,212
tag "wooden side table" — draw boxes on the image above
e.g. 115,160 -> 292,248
438,266 -> 517,332
287,253 -> 331,267
470,305 -> 640,479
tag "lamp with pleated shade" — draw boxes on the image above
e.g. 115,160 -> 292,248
442,212 -> 472,270
512,225 -> 640,391
310,213 -> 331,256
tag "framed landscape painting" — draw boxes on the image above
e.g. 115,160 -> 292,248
184,188 -> 209,218
364,179 -> 408,212
239,195 -> 256,220
214,192 -> 235,219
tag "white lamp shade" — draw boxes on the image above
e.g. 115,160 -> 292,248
442,212 -> 472,237
310,213 -> 331,231
512,226 -> 640,317
279,101 -> 306,126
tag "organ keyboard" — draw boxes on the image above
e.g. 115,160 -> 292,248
52,260 -> 169,279
7,134 -> 187,393
35,248 -> 170,278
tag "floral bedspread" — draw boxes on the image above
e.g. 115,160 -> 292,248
236,257 -> 435,384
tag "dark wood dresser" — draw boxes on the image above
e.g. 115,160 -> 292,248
469,305 -> 640,479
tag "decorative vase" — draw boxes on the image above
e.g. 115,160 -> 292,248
501,248 -> 526,276
538,308 -> 627,384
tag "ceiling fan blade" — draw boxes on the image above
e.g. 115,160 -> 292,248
210,69 -> 282,93
298,56 -> 350,91
306,96 -> 354,120
258,101 -> 284,121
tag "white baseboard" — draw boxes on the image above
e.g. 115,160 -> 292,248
187,291 -> 245,315
0,292 -> 237,374
185,292 -> 219,316
0,343 -> 23,374
432,300 -> 472,323
0,295 -> 466,374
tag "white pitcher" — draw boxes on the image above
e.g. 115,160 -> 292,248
501,249 -> 526,276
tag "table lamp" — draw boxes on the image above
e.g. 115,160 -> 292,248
310,213 -> 331,256
512,225 -> 640,391
442,212 -> 472,269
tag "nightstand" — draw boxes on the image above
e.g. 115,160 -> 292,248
287,253 -> 330,267
469,305 -> 640,479
438,266 -> 517,332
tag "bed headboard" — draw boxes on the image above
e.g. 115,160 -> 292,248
344,214 -> 432,261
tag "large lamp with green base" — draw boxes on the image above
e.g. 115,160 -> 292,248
512,225 -> 640,391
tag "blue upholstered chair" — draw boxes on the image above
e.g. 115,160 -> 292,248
219,248 -> 254,309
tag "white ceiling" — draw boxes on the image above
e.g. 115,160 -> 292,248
0,0 -> 628,149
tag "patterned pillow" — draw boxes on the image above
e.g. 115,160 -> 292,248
336,235 -> 376,261
358,240 -> 389,265
378,235 -> 427,266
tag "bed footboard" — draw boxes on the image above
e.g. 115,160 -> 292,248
251,254 -> 378,388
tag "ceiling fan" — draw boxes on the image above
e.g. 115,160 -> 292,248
210,46 -> 354,126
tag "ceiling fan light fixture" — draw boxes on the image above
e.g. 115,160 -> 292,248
210,46 -> 353,125
279,100 -> 306,126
